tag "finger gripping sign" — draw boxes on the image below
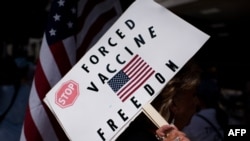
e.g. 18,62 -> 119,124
44,0 -> 210,140
55,80 -> 79,108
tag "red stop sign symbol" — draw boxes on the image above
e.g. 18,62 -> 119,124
55,80 -> 79,108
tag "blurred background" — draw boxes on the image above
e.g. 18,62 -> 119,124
159,0 -> 250,126
0,0 -> 250,140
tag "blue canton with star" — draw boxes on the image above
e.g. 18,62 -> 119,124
108,70 -> 130,93
45,0 -> 77,45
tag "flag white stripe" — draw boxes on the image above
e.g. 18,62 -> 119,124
39,36 -> 62,86
127,61 -> 145,77
63,37 -> 77,66
119,64 -> 150,98
76,0 -> 122,49
126,58 -> 143,76
19,128 -> 26,141
121,68 -> 154,101
77,0 -> 88,17
29,81 -> 58,141
87,16 -> 120,51
129,62 -> 147,79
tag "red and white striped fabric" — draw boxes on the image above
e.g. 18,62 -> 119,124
20,0 -> 133,140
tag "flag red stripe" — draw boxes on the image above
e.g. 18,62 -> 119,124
44,103 -> 69,141
118,63 -> 149,98
23,106 -> 43,141
117,55 -> 146,96
123,54 -> 139,70
34,60 -> 51,100
23,60 -> 49,140
77,0 -> 104,31
33,59 -> 69,140
121,69 -> 155,102
50,42 -> 72,76
127,61 -> 146,78
126,58 -> 143,76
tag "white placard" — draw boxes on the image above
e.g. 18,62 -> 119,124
44,0 -> 210,140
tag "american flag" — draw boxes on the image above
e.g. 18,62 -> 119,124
20,0 -> 133,140
108,54 -> 155,102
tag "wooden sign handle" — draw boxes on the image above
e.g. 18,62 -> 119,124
142,102 -> 169,128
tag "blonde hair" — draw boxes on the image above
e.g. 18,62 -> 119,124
153,60 -> 202,121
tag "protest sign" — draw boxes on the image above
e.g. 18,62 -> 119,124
44,0 -> 210,140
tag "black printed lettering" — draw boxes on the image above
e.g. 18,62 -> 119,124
116,29 -> 125,39
81,64 -> 89,73
148,26 -> 156,38
116,54 -> 126,65
144,84 -> 155,96
124,46 -> 134,56
125,19 -> 135,30
130,96 -> 142,109
134,34 -> 145,48
90,55 -> 99,64
155,73 -> 165,84
108,37 -> 117,46
87,81 -> 99,92
107,119 -> 118,132
106,64 -> 117,73
98,46 -> 109,57
97,128 -> 106,141
166,60 -> 179,72
118,109 -> 129,122
98,73 -> 109,84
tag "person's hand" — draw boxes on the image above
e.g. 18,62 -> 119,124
155,124 -> 190,141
